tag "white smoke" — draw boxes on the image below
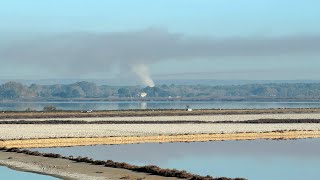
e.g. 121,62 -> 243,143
131,64 -> 155,87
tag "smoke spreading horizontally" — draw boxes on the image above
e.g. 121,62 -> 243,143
0,28 -> 320,86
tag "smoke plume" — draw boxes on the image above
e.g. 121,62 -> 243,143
131,64 -> 155,87
0,28 -> 320,85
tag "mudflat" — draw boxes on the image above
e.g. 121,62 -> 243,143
0,151 -> 178,180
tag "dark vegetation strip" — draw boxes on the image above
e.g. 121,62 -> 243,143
0,147 -> 246,180
216,119 -> 320,124
2,119 -> 320,124
0,120 -> 212,124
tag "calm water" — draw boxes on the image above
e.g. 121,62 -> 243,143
2,101 -> 320,111
33,139 -> 320,180
0,166 -> 58,180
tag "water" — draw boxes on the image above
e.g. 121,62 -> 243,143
2,101 -> 320,111
33,139 -> 320,180
0,166 -> 58,180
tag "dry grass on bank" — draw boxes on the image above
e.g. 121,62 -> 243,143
1,130 -> 320,148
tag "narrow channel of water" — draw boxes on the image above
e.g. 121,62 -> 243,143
33,139 -> 320,180
2,101 -> 320,111
0,166 -> 58,180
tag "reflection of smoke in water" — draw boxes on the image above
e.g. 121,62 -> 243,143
131,64 -> 155,87
140,102 -> 147,109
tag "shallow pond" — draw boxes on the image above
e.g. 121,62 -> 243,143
0,166 -> 58,180
33,139 -> 320,180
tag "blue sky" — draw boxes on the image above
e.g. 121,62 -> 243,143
2,0 -> 320,36
0,0 -> 320,82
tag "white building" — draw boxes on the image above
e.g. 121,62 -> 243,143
140,92 -> 147,98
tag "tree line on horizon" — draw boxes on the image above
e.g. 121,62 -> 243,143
1,81 -> 320,100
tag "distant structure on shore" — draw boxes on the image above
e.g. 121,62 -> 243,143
140,92 -> 147,98
186,105 -> 193,111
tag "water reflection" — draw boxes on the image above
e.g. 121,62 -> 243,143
33,139 -> 320,180
139,102 -> 147,109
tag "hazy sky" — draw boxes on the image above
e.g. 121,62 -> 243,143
1,0 -> 320,83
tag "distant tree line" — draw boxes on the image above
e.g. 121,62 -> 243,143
1,81 -> 320,100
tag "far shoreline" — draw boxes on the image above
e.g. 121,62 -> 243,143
2,96 -> 320,102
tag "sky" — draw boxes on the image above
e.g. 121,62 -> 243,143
0,0 -> 320,85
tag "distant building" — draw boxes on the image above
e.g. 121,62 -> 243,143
140,92 -> 147,98
186,105 -> 192,111
81,110 -> 93,113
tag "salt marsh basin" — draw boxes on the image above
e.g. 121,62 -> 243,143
2,109 -> 320,179
2,109 -> 320,142
32,139 -> 320,180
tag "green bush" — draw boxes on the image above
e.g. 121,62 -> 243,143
43,105 -> 57,112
